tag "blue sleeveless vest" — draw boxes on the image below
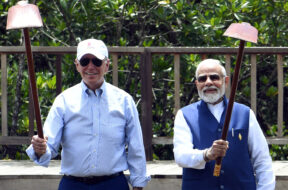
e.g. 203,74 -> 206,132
181,97 -> 256,190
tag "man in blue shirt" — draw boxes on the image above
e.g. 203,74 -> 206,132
26,39 -> 150,190
173,59 -> 275,190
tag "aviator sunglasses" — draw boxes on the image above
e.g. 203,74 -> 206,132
197,74 -> 223,83
79,57 -> 103,67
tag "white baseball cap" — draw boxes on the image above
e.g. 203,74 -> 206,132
76,39 -> 108,61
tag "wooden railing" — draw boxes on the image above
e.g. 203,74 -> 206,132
0,46 -> 287,160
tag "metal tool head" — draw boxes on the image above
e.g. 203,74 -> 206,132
6,1 -> 43,30
223,22 -> 258,43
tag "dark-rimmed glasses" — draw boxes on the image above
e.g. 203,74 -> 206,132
197,74 -> 223,83
79,57 -> 103,67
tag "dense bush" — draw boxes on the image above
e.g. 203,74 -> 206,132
0,0 -> 287,160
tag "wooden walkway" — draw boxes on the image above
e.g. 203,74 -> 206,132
0,160 -> 287,190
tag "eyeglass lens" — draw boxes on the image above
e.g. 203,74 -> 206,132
197,74 -> 221,83
80,58 -> 103,67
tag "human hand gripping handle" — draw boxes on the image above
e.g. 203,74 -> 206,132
6,2 -> 44,139
213,22 -> 258,177
31,135 -> 48,158
204,140 -> 229,162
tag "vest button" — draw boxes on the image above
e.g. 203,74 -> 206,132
221,170 -> 224,174
220,185 -> 224,189
218,128 -> 222,132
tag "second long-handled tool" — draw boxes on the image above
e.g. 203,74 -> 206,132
213,22 -> 258,176
6,1 -> 44,138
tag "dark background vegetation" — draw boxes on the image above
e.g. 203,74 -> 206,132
0,0 -> 287,160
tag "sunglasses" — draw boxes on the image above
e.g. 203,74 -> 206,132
197,74 -> 223,83
79,57 -> 103,67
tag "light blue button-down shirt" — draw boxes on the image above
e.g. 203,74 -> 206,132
26,80 -> 150,187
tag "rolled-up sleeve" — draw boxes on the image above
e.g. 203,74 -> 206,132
125,97 -> 150,187
26,144 -> 52,167
25,95 -> 64,167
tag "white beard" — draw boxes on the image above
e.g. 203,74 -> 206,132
198,82 -> 226,104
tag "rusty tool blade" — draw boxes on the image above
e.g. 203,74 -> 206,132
6,1 -> 43,30
6,1 -> 44,139
213,22 -> 258,177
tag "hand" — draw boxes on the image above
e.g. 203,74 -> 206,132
133,187 -> 143,190
31,135 -> 48,158
205,139 -> 229,161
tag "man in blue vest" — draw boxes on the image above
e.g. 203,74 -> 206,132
173,59 -> 275,190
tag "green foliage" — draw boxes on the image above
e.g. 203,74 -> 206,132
0,0 -> 287,160
153,145 -> 174,160
270,144 -> 288,160
0,145 -> 29,160
267,124 -> 288,160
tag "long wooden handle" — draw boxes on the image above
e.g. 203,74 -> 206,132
213,40 -> 245,176
23,28 -> 43,138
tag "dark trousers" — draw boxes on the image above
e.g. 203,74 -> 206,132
58,173 -> 130,190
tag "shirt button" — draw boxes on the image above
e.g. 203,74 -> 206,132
220,185 -> 224,189
92,165 -> 95,168
218,128 -> 222,132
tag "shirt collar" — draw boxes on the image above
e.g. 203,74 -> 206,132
81,80 -> 105,97
201,96 -> 227,123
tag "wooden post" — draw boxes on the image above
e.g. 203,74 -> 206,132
140,49 -> 153,161
225,55 -> 231,98
112,54 -> 118,87
174,54 -> 180,114
250,55 -> 257,114
277,55 -> 283,137
56,55 -> 62,96
1,54 -> 8,136
28,88 -> 35,137
201,54 -> 207,60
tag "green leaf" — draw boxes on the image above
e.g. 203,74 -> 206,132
47,76 -> 56,89
285,2 -> 288,12
234,13 -> 240,21
37,75 -> 43,87
266,86 -> 278,97
158,1 -> 170,5
260,76 -> 269,85
241,2 -> 250,9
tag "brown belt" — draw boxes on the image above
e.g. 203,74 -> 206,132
64,172 -> 123,184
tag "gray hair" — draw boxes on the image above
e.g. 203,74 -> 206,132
195,59 -> 226,78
